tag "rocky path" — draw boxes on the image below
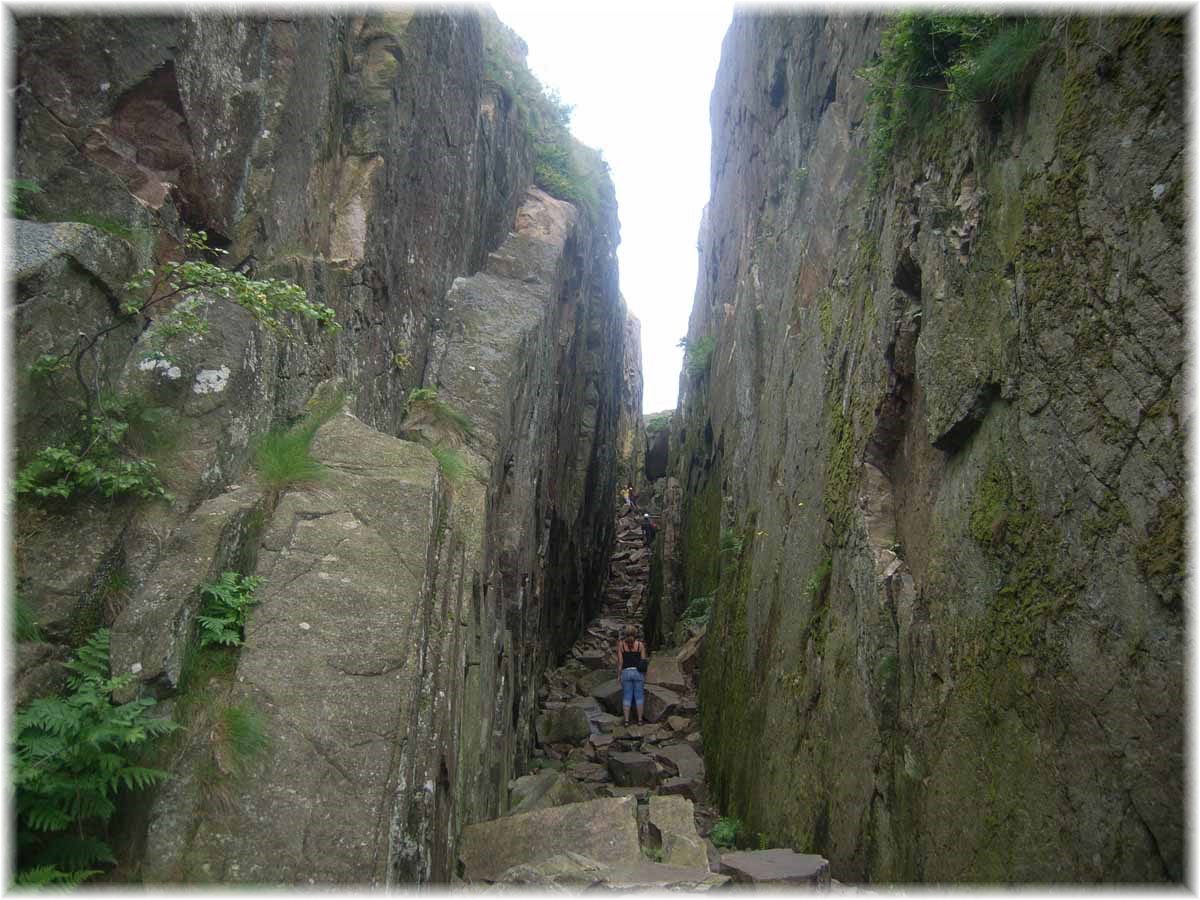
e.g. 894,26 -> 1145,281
455,507 -> 836,890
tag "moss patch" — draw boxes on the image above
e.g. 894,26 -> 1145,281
1135,493 -> 1184,609
968,457 -> 1082,661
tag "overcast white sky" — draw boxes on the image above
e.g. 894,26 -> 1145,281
491,1 -> 734,414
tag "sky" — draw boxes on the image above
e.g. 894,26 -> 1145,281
490,1 -> 735,414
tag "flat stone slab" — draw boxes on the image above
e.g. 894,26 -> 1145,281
493,851 -> 728,890
718,849 -> 831,887
566,761 -> 611,783
460,797 -> 640,883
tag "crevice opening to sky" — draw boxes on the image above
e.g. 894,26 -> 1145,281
491,2 -> 734,414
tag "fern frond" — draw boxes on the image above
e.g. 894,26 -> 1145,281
21,805 -> 73,832
35,833 -> 116,869
115,765 -> 173,791
14,864 -> 102,886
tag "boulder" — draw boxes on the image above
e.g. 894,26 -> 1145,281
536,704 -> 592,745
656,742 -> 705,783
459,797 -> 641,883
509,771 -> 595,815
647,795 -> 709,871
607,751 -> 658,787
668,715 -> 691,732
718,849 -> 831,887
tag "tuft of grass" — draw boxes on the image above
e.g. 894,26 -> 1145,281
949,19 -> 1048,106
9,178 -> 42,218
254,428 -> 326,489
431,445 -> 467,484
212,701 -> 270,778
14,595 -> 42,642
406,387 -> 476,438
178,643 -> 238,697
254,391 -> 344,490
860,14 -> 1050,188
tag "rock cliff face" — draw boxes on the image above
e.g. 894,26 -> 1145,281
663,13 -> 1184,883
12,10 -> 636,886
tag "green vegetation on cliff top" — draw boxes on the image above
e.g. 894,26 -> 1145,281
862,14 -> 1050,187
482,14 -> 610,214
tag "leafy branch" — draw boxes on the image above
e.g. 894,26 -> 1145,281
16,230 -> 340,505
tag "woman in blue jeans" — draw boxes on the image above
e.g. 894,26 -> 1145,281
615,624 -> 648,725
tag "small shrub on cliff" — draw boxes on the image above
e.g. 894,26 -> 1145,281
720,528 -> 744,556
681,595 -> 712,624
679,335 -> 717,380
197,572 -> 264,648
13,629 -> 177,883
644,411 -> 671,437
710,816 -> 744,849
15,396 -> 173,503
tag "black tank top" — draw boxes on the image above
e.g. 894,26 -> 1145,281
621,642 -> 642,669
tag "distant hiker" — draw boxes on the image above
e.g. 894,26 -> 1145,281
620,485 -> 631,510
641,513 -> 657,546
626,482 -> 639,512
615,624 -> 648,726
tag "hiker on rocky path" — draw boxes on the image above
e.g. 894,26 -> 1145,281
616,624 -> 648,726
641,513 -> 657,546
621,482 -> 638,513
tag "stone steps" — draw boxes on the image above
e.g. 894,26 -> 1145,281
452,499 -> 835,891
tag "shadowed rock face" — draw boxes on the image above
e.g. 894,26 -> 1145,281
13,9 -> 636,888
663,11 -> 1184,885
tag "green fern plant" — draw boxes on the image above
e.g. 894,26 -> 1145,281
196,572 -> 263,648
12,629 -> 177,881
